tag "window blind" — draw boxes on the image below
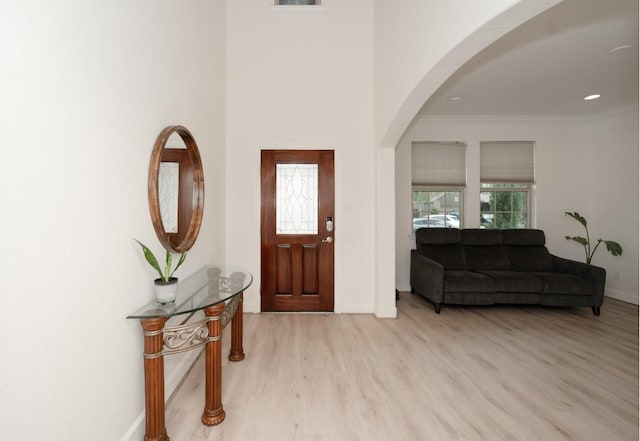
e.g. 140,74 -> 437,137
480,141 -> 535,183
411,142 -> 466,186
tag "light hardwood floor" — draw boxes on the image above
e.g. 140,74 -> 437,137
166,293 -> 639,441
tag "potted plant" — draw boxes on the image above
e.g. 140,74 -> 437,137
564,211 -> 623,264
134,239 -> 186,303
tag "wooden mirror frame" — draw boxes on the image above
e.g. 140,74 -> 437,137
148,125 -> 205,253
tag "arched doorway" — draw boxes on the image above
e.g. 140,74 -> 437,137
374,0 -> 562,317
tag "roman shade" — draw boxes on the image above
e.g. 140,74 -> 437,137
412,141 -> 466,186
480,141 -> 534,183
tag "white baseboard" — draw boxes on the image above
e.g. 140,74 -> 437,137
605,289 -> 639,305
335,303 -> 375,314
119,411 -> 145,441
244,299 -> 261,313
375,305 -> 398,318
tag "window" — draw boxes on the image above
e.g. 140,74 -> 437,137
480,141 -> 534,229
413,189 -> 462,231
480,184 -> 530,229
411,142 -> 466,231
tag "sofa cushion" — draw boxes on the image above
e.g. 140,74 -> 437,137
475,270 -> 542,293
416,228 -> 461,245
506,245 -> 554,272
421,244 -> 466,270
494,292 -> 543,304
541,293 -> 594,307
464,245 -> 511,270
444,270 -> 493,293
501,229 -> 554,272
502,229 -> 546,246
445,291 -> 495,305
461,229 -> 503,246
460,229 -> 510,270
532,272 -> 595,296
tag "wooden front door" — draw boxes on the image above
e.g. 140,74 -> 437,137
261,150 -> 335,312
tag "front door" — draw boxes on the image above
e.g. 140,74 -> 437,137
260,150 -> 335,312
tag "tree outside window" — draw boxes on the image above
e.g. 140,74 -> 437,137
480,184 -> 529,229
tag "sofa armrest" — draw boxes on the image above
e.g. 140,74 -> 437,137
551,254 -> 606,304
410,249 -> 444,304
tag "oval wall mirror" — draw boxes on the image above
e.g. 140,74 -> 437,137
148,125 -> 205,253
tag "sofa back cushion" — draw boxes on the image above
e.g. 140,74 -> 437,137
503,229 -> 553,272
423,244 -> 467,270
415,228 -> 466,270
502,229 -> 545,246
416,227 -> 461,246
461,229 -> 510,270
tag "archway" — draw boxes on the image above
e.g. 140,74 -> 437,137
374,0 -> 562,317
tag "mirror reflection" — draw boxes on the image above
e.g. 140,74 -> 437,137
159,162 -> 179,233
148,126 -> 204,253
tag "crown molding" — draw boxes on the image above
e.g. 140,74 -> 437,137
414,103 -> 638,125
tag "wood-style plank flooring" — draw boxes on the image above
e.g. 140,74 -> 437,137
165,293 -> 639,441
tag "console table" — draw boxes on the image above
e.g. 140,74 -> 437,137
127,265 -> 252,441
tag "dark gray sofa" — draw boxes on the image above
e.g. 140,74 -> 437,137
410,228 -> 606,315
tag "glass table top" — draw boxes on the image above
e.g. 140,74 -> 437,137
127,265 -> 253,319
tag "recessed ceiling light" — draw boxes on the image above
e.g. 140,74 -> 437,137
610,45 -> 632,54
584,94 -> 601,101
448,96 -> 462,101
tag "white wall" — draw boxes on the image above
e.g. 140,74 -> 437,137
0,1 -> 226,440
586,107 -> 639,303
373,0 -> 561,149
225,0 -> 376,314
395,106 -> 639,304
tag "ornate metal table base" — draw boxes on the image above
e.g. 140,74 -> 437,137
139,293 -> 244,441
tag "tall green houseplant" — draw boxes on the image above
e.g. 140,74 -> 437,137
134,239 -> 186,282
564,211 -> 623,264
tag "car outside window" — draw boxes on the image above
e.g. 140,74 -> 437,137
412,188 -> 463,232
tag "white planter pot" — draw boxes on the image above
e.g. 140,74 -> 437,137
154,277 -> 178,303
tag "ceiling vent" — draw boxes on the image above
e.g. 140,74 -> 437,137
276,0 -> 319,5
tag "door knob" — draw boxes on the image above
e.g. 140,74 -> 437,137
322,237 -> 333,243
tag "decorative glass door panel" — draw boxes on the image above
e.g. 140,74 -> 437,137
276,164 -> 318,234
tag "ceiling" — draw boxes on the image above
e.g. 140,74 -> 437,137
419,0 -> 639,117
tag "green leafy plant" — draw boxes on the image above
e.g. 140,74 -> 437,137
134,239 -> 186,282
564,212 -> 623,264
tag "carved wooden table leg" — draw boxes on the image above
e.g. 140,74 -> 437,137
229,292 -> 245,362
141,317 -> 170,441
201,303 -> 226,425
